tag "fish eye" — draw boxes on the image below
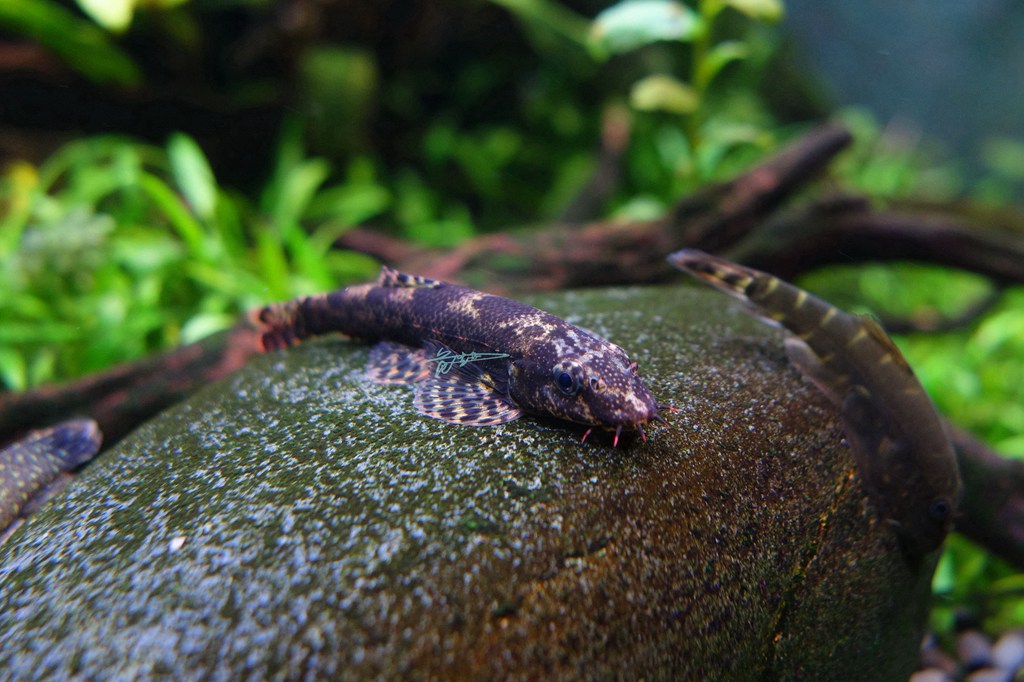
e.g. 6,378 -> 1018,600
552,363 -> 581,395
928,498 -> 952,523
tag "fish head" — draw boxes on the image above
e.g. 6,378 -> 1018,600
509,343 -> 662,436
874,433 -> 961,558
842,391 -> 961,557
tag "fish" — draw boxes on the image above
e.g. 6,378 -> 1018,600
0,418 -> 102,544
668,248 -> 962,557
252,267 -> 667,445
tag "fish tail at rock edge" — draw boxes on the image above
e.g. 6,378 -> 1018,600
250,299 -> 310,352
49,419 -> 103,468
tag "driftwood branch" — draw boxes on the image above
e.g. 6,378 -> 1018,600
339,126 -> 1024,294
874,286 -> 1007,335
673,122 -> 854,252
728,195 -> 1024,285
337,122 -> 855,292
950,425 -> 1024,570
0,325 -> 260,449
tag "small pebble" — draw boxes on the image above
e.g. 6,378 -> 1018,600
993,630 -> 1024,672
920,634 -> 958,675
967,667 -> 1011,682
910,668 -> 954,682
959,630 -> 996,671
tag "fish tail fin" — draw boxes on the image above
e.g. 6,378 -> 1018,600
250,299 -> 308,351
31,419 -> 102,469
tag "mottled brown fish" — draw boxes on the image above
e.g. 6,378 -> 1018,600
253,267 -> 667,445
0,418 -> 102,544
668,249 -> 962,557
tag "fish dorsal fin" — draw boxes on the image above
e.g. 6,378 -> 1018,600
859,316 -> 913,374
378,267 -> 442,289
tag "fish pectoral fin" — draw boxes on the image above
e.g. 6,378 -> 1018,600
413,372 -> 523,426
783,337 -> 847,406
365,341 -> 431,384
841,388 -> 912,476
840,387 -> 885,434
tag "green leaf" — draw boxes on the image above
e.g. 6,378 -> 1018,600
180,312 -> 237,345
931,549 -> 956,594
980,136 -> 1024,181
254,224 -> 290,300
168,133 -> 218,221
994,433 -> 1024,458
304,184 -> 390,226
27,348 -> 57,387
136,172 -> 207,258
0,320 -> 81,344
722,0 -> 784,22
0,348 -> 27,391
0,0 -> 140,86
695,120 -> 771,178
630,75 -> 700,114
272,158 -> 331,227
322,250 -> 380,284
697,41 -> 749,88
261,122 -> 331,229
406,217 -> 475,248
487,0 -> 593,48
76,0 -> 135,32
590,0 -> 701,56
610,195 -> 669,221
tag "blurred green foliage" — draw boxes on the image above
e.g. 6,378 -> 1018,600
590,0 -> 783,215
0,0 -> 788,389
0,0 -> 140,85
0,127 -> 384,388
1,0 -> 1023,642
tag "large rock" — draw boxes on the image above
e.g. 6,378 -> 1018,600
0,285 -> 935,680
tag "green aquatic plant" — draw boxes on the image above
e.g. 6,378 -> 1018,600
591,0 -> 783,207
0,128 -> 387,390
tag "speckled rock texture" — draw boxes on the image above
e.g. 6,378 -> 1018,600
0,285 -> 937,680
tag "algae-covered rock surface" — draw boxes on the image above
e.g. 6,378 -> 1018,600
0,285 -> 935,680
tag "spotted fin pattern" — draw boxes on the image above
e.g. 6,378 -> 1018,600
369,339 -> 523,426
366,341 -> 432,384
413,370 -> 523,426
1,418 -> 102,544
